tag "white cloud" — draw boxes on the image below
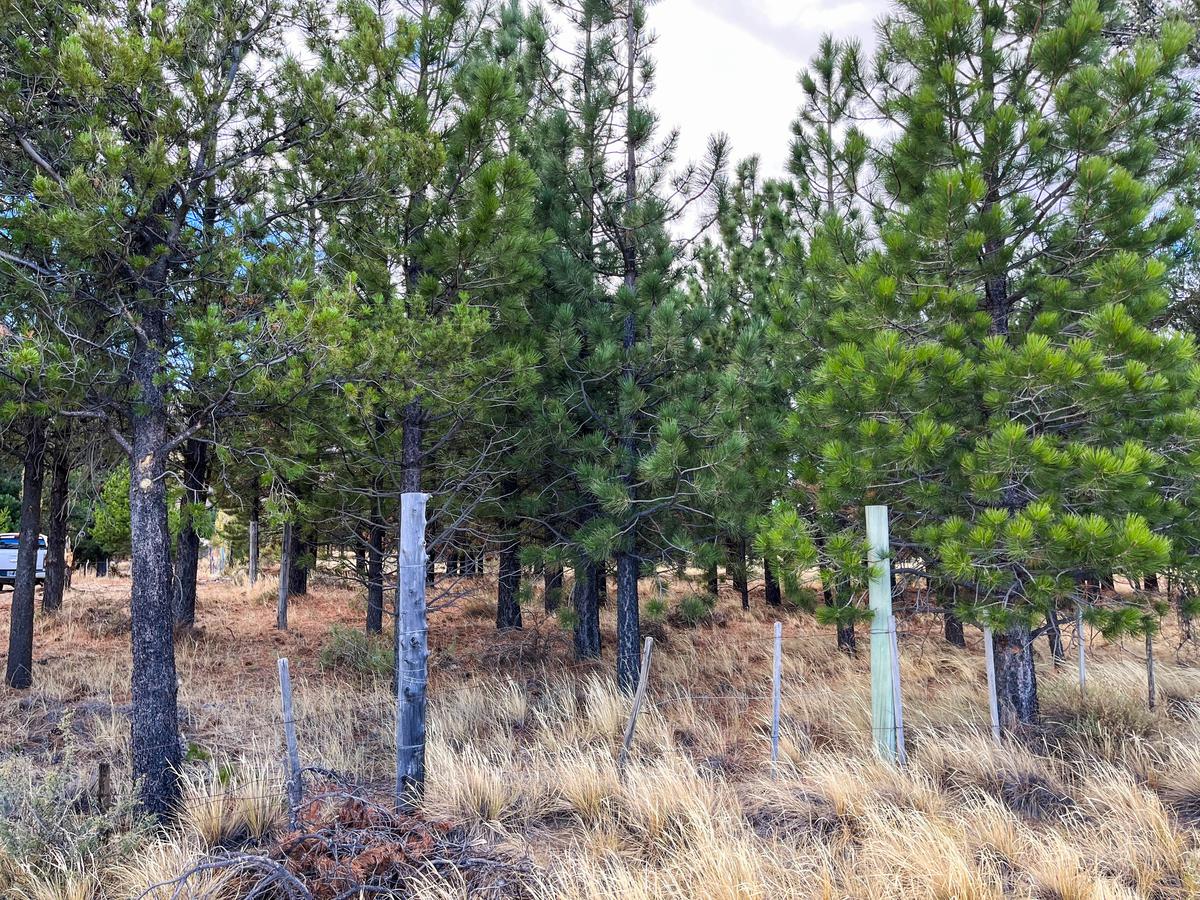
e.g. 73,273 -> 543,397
648,0 -> 887,179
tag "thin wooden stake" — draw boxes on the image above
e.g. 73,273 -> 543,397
96,761 -> 112,813
277,657 -> 302,818
1146,630 -> 1157,711
1076,604 -> 1087,702
276,522 -> 291,630
618,637 -> 655,772
983,626 -> 1002,744
395,492 -> 429,812
888,614 -> 907,766
771,621 -> 782,771
866,505 -> 896,761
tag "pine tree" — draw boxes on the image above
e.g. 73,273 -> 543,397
526,0 -> 728,688
802,0 -> 1200,726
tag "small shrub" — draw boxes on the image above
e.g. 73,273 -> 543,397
670,593 -> 716,628
0,739 -> 149,895
319,625 -> 392,677
644,597 -> 667,622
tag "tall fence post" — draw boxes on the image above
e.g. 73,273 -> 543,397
1076,604 -> 1086,702
888,614 -> 907,766
771,621 -> 782,772
277,657 -> 302,821
276,522 -> 292,630
866,505 -> 897,761
982,626 -> 1002,744
618,637 -> 654,773
395,492 -> 429,812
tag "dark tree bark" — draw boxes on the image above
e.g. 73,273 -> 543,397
366,510 -> 386,634
573,561 -> 600,658
764,557 -> 782,607
173,437 -> 208,629
247,493 -> 260,586
731,537 -> 749,610
6,418 -> 47,688
354,537 -> 366,581
42,425 -> 72,613
496,542 -> 522,630
595,561 -> 608,606
287,522 -> 309,597
994,624 -> 1040,727
836,621 -> 857,655
127,349 -> 182,816
544,563 -> 563,613
944,612 -> 966,648
705,562 -> 719,597
615,551 -> 640,692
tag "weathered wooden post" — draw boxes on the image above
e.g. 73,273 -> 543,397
277,657 -> 302,819
1076,604 -> 1087,701
888,614 -> 907,766
771,621 -> 782,771
395,492 -> 429,812
1146,628 -> 1157,711
276,522 -> 291,630
618,637 -> 655,773
866,505 -> 897,761
983,626 -> 1002,743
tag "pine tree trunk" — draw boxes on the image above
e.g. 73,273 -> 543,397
496,542 -> 522,630
595,561 -> 608,606
287,523 -> 309,596
366,512 -> 385,634
127,382 -> 182,817
705,562 -> 719,597
944,612 -> 966,648
836,621 -> 856,655
247,493 -> 260,587
42,426 -> 72,614
544,563 -> 563,613
5,417 -> 47,688
615,551 -> 641,693
173,438 -> 208,629
994,623 -> 1040,728
354,538 -> 366,582
573,561 -> 600,658
764,557 -> 782,606
732,537 -> 749,610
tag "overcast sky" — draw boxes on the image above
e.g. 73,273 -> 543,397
649,0 -> 888,179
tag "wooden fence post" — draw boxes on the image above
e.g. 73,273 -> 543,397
888,614 -> 907,766
1146,629 -> 1157,711
277,657 -> 302,819
866,505 -> 897,761
1076,604 -> 1087,702
771,621 -> 782,771
618,637 -> 655,772
395,492 -> 429,812
276,522 -> 291,630
983,626 -> 1002,744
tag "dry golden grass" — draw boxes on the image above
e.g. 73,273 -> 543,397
0,570 -> 1198,898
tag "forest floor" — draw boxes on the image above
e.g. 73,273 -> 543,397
1,568 -> 1200,898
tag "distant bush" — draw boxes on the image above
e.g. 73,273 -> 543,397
670,593 -> 716,628
319,625 -> 392,677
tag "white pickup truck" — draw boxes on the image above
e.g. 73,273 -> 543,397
0,533 -> 47,589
